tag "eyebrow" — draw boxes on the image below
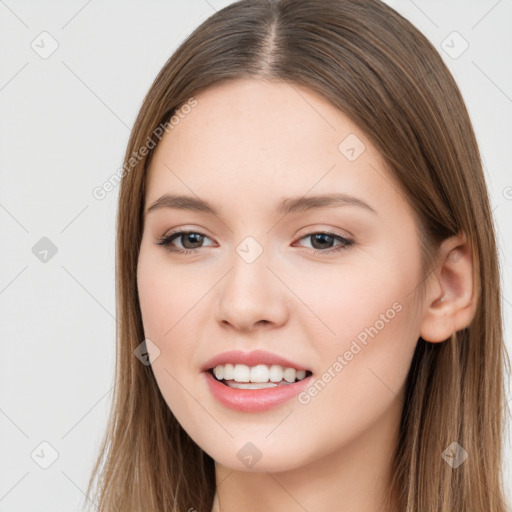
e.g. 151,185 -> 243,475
145,192 -> 377,217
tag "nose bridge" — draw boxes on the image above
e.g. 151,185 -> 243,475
216,233 -> 287,330
235,234 -> 266,266
226,233 -> 272,303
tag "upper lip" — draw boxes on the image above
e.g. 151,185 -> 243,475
201,349 -> 311,372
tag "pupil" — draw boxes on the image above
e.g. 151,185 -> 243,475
183,233 -> 203,248
312,233 -> 333,249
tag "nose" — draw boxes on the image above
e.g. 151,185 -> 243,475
215,248 -> 289,333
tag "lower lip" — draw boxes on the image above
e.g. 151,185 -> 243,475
203,371 -> 312,412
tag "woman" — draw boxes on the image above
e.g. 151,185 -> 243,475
86,0 -> 510,510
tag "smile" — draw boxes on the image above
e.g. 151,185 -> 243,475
210,363 -> 311,389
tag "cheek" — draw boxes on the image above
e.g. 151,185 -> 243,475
137,251 -> 204,414
136,245 -> 218,377
297,258 -> 421,427
287,251 -> 418,349
137,246 -> 202,340
292,247 -> 420,384
294,295 -> 419,453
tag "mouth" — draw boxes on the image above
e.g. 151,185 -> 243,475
207,363 -> 313,390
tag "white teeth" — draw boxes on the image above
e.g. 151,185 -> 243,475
228,381 -> 278,389
211,363 -> 309,384
223,363 -> 234,380
250,364 -> 271,383
233,364 -> 250,382
283,367 -> 296,383
269,364 -> 283,382
213,365 -> 224,380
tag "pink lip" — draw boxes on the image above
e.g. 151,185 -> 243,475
203,371 -> 313,412
200,349 -> 310,372
200,350 -> 313,412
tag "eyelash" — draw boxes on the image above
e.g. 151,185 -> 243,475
156,230 -> 354,255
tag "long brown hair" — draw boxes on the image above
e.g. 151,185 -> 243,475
85,0 -> 510,510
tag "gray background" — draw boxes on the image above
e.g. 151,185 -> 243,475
0,0 -> 511,510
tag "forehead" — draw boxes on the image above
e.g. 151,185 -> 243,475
145,78 -> 402,218
155,78 -> 355,163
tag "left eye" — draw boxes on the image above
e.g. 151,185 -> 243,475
156,230 -> 353,254
296,232 -> 353,252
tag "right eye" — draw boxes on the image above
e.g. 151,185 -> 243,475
156,230 -> 216,254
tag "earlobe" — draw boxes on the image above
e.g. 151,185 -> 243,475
420,234 -> 478,343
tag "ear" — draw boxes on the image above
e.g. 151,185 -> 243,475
420,234 -> 478,343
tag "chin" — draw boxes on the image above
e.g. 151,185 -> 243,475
197,435 -> 315,474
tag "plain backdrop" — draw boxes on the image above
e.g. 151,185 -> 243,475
0,1 -> 511,510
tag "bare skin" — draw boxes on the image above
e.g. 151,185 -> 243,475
136,78 -> 476,512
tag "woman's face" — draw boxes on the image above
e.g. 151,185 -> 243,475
137,78 -> 425,472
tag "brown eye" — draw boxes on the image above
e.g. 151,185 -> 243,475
296,232 -> 353,254
172,232 -> 205,249
310,233 -> 336,250
156,230 -> 215,254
